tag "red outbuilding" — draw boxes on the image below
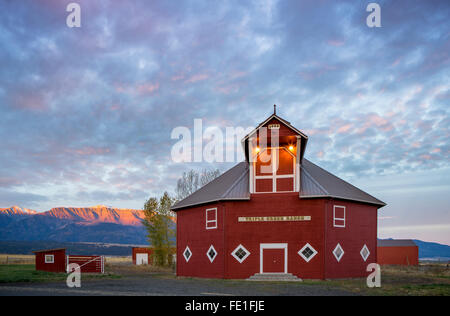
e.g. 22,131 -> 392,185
132,247 -> 154,265
33,248 -> 105,273
377,239 -> 419,266
33,248 -> 67,273
172,109 -> 386,279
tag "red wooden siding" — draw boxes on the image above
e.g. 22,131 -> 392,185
176,202 -> 225,278
34,249 -> 66,273
277,149 -> 294,175
255,149 -> 272,176
324,200 -> 378,279
176,194 -> 379,279
377,246 -> 419,265
223,194 -> 325,279
262,249 -> 285,273
132,247 -> 154,265
277,178 -> 293,192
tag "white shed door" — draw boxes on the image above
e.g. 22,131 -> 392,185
136,253 -> 148,265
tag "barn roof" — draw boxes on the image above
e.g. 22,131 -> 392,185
32,248 -> 66,253
377,239 -> 417,247
241,113 -> 309,162
172,162 -> 250,210
300,159 -> 386,206
171,159 -> 386,210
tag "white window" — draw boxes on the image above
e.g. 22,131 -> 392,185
183,246 -> 192,262
253,147 -> 296,193
333,205 -> 346,228
206,245 -> 218,263
360,244 -> 370,262
298,243 -> 318,262
231,244 -> 250,263
206,208 -> 217,229
333,243 -> 345,262
45,255 -> 54,263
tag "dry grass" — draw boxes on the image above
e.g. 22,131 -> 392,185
303,263 -> 450,296
0,254 -> 34,265
104,256 -> 132,265
105,262 -> 175,276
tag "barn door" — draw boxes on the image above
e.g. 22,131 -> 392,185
136,253 -> 148,265
260,243 -> 288,274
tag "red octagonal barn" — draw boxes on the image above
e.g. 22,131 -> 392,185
172,110 -> 386,279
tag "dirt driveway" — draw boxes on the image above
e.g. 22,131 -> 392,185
0,273 -> 356,296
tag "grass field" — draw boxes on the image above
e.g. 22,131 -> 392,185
0,264 -> 120,283
302,264 -> 450,296
0,255 -> 449,295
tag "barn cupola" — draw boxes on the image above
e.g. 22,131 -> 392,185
241,106 -> 308,194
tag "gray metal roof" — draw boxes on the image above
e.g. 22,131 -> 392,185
171,162 -> 250,210
300,159 -> 386,206
172,158 -> 386,210
378,239 -> 417,247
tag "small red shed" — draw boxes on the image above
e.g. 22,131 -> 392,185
377,239 -> 419,265
33,248 -> 105,273
132,247 -> 154,265
33,248 -> 66,273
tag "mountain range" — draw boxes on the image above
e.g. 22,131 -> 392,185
0,205 -> 149,244
0,206 -> 449,259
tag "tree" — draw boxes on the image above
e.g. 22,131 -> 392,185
176,168 -> 221,200
142,192 -> 175,267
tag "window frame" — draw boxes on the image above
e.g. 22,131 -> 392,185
44,254 -> 54,264
231,244 -> 251,263
206,245 -> 218,263
253,147 -> 296,193
298,243 -> 318,263
333,243 -> 345,262
360,244 -> 370,262
333,205 -> 346,228
183,246 -> 192,262
205,207 -> 218,230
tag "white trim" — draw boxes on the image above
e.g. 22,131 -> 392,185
242,114 -> 309,142
333,205 -> 346,228
206,245 -> 218,263
44,254 -> 54,264
298,243 -> 318,263
231,244 -> 251,263
360,244 -> 370,262
260,243 -> 288,274
183,246 -> 192,262
205,207 -> 217,230
296,136 -> 301,192
333,243 -> 345,262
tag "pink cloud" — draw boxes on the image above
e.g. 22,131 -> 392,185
12,93 -> 48,111
171,74 -> 185,81
137,82 -> 160,95
185,73 -> 209,84
66,147 -> 111,156
337,124 -> 353,134
327,39 -> 345,47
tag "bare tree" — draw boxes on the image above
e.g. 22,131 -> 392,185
200,168 -> 221,186
176,168 -> 221,200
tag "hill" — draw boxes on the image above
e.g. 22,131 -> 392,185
0,205 -> 150,244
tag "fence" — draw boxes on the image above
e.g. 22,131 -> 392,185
66,255 -> 104,273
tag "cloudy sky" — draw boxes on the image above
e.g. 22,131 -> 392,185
0,0 -> 449,244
